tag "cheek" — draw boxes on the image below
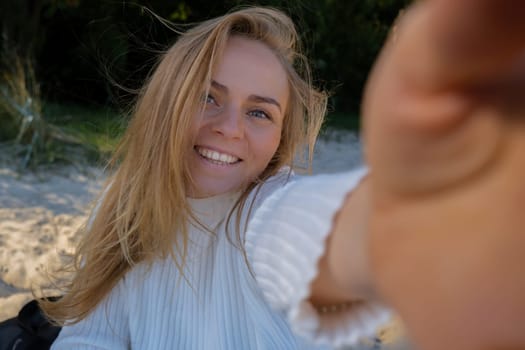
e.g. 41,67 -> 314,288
253,128 -> 282,167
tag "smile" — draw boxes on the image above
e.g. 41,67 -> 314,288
195,146 -> 241,165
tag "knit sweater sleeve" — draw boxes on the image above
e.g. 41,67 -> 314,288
51,276 -> 130,350
245,168 -> 391,348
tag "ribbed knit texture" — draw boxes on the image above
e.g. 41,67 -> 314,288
52,168 -> 390,350
246,169 -> 391,348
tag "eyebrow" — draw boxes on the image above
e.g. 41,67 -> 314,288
211,80 -> 282,113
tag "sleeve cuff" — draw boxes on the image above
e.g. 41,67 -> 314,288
245,168 -> 392,347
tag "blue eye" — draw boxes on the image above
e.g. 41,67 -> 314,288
249,109 -> 271,120
204,93 -> 217,105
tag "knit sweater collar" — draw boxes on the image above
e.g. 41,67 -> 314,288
187,191 -> 241,228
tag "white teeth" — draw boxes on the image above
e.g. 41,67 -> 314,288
196,147 -> 239,164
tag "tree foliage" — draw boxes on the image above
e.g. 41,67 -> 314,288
0,0 -> 410,115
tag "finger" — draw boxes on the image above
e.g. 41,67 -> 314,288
362,0 -> 525,197
431,0 -> 525,84
394,0 -> 525,90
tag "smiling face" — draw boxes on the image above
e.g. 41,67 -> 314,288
187,36 -> 290,198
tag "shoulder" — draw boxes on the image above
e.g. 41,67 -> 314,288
246,166 -> 296,212
250,166 -> 368,212
245,167 -> 369,250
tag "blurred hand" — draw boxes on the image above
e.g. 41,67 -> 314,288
363,1 -> 525,349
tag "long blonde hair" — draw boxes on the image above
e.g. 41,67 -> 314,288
42,6 -> 327,325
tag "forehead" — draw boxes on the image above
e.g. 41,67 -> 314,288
211,36 -> 289,106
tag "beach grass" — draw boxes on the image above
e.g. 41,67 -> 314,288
42,103 -> 127,162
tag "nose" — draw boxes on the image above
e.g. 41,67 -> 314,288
212,106 -> 244,139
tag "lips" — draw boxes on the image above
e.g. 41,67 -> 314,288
195,146 -> 241,165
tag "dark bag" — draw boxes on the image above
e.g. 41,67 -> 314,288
0,298 -> 61,350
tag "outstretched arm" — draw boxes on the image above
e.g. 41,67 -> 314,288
311,0 -> 525,349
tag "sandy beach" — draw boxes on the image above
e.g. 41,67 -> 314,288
0,164 -> 105,318
0,131 -> 408,349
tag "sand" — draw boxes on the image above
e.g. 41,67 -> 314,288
0,164 -> 105,318
0,131 -> 408,348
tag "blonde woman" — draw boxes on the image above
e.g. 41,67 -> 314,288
42,1 -> 525,350
43,7 -> 389,350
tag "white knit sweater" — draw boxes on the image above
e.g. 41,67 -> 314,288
51,168 -> 390,350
